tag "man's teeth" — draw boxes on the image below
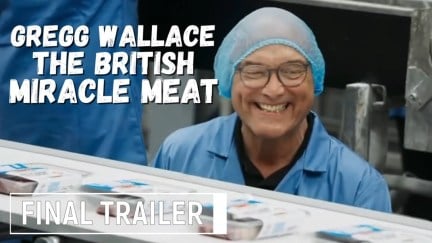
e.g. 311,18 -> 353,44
258,103 -> 287,112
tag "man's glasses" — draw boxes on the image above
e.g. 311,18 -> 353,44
237,61 -> 309,88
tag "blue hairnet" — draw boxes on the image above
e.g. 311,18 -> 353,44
214,7 -> 325,98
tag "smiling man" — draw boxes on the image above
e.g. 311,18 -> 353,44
153,7 -> 392,212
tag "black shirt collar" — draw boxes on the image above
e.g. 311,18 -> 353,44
234,113 -> 314,190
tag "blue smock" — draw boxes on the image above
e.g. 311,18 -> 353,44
0,0 -> 147,165
153,112 -> 392,212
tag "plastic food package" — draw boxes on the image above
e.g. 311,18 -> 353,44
198,199 -> 309,240
316,224 -> 432,243
80,179 -> 195,217
0,163 -> 83,194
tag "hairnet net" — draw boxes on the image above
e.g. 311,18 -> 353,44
214,7 -> 325,98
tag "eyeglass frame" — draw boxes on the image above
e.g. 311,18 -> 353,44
236,61 -> 310,88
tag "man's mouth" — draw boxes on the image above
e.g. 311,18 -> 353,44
256,103 -> 288,113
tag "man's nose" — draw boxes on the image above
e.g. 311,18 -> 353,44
261,71 -> 284,97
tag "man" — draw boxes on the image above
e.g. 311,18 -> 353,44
153,7 -> 391,212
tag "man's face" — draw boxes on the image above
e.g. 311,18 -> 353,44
231,44 -> 314,139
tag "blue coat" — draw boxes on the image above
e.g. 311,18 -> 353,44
0,0 -> 147,165
153,113 -> 392,212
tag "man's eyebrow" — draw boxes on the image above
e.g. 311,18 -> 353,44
239,60 -> 263,66
285,59 -> 308,64
239,59 -> 308,66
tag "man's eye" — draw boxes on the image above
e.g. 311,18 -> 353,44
243,70 -> 266,79
282,68 -> 302,74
